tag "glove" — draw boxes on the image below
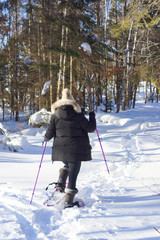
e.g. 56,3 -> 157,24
89,111 -> 95,118
42,135 -> 49,145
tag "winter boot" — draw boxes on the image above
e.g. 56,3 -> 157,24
64,188 -> 79,208
55,167 -> 69,192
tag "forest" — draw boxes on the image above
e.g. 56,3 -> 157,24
0,0 -> 160,121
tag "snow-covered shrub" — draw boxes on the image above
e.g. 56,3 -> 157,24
0,123 -> 6,139
0,123 -> 29,152
28,108 -> 51,127
4,135 -> 29,152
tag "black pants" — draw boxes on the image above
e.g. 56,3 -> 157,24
63,161 -> 81,189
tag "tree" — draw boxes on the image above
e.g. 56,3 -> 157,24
0,0 -> 159,120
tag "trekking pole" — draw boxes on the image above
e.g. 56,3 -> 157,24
30,141 -> 47,204
96,128 -> 110,174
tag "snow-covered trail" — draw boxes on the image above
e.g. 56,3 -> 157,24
0,101 -> 160,240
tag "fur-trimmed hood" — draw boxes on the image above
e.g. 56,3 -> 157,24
51,99 -> 81,114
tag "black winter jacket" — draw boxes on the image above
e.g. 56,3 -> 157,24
45,99 -> 96,162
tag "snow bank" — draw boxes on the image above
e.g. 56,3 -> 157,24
1,100 -> 160,239
22,127 -> 46,137
29,108 -> 51,127
100,114 -> 130,126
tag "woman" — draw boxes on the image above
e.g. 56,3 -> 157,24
44,88 -> 96,208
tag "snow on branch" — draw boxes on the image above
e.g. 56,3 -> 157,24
80,42 -> 92,55
41,81 -> 50,95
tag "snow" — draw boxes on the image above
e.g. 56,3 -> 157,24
41,81 -> 50,95
0,123 -> 30,152
24,56 -> 32,65
0,99 -> 160,240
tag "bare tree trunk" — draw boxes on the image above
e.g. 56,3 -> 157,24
70,56 -> 73,94
14,2 -> 19,121
57,25 -> 65,99
0,82 -> 5,121
123,21 -> 133,110
145,30 -> 150,104
131,27 -> 138,64
132,84 -> 137,108
114,1 -> 121,113
7,8 -> 13,119
62,27 -> 68,89
156,87 -> 159,103
145,81 -> 148,103
57,7 -> 67,99
37,21 -> 43,110
131,27 -> 138,108
49,26 -> 53,108
105,78 -> 108,112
